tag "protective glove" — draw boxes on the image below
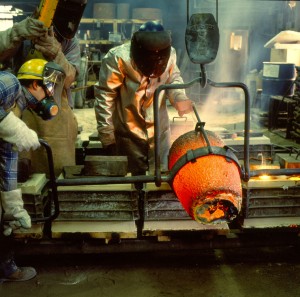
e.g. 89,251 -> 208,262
11,17 -> 47,42
175,99 -> 194,117
0,112 -> 40,152
34,27 -> 77,88
34,26 -> 62,60
3,221 -> 22,237
1,189 -> 31,236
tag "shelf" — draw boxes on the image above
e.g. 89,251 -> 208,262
80,18 -> 162,35
79,40 -> 124,45
80,18 -> 161,24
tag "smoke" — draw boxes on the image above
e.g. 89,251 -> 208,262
184,0 -> 294,131
81,0 -> 297,130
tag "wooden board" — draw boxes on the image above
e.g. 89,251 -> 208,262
51,220 -> 137,240
12,223 -> 44,239
18,173 -> 47,195
143,220 -> 229,234
243,217 -> 300,228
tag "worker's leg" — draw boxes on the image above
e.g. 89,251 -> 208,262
0,140 -> 36,282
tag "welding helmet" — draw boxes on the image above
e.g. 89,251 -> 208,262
17,59 -> 66,120
131,21 -> 171,78
53,0 -> 87,40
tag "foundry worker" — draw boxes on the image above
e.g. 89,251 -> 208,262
0,59 -> 65,282
0,16 -> 46,284
94,21 -> 193,175
0,0 -> 87,177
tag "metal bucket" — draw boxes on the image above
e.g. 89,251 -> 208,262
262,62 -> 296,96
168,130 -> 242,224
93,3 -> 116,19
132,8 -> 162,20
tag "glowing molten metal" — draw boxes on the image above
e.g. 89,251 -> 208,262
168,130 -> 242,224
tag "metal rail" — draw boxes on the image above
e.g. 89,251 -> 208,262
31,139 -> 60,223
153,74 -> 251,184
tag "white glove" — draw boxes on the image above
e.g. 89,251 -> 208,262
0,112 -> 40,152
1,189 -> 32,236
3,220 -> 22,237
11,17 -> 47,42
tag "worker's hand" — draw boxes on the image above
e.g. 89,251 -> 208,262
12,17 -> 47,41
1,189 -> 32,236
3,220 -> 22,236
34,26 -> 61,60
175,99 -> 194,117
20,128 -> 40,152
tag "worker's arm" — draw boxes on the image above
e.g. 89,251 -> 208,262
0,17 -> 47,62
34,27 -> 79,88
166,48 -> 193,116
94,51 -> 124,148
0,112 -> 40,152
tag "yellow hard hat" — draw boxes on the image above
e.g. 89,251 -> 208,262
17,58 -> 66,109
17,58 -> 47,80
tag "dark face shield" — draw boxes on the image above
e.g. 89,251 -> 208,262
53,0 -> 87,40
132,46 -> 171,78
131,31 -> 172,78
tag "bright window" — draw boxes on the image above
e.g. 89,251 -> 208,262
0,5 -> 23,31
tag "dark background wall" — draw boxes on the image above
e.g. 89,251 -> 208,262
5,0 -> 300,84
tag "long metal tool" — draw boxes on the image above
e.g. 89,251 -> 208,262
26,0 -> 59,60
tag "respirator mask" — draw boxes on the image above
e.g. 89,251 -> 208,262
17,59 -> 66,120
31,62 -> 65,120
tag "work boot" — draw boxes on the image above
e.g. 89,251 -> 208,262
0,258 -> 36,283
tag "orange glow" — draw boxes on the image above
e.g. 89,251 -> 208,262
258,174 -> 271,180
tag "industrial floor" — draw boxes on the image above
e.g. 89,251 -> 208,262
2,106 -> 300,295
1,246 -> 300,297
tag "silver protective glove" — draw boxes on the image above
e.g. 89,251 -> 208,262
1,189 -> 31,236
175,99 -> 194,117
11,17 -> 47,42
0,112 -> 40,152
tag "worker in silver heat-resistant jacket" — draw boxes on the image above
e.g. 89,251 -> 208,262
94,21 -> 193,175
